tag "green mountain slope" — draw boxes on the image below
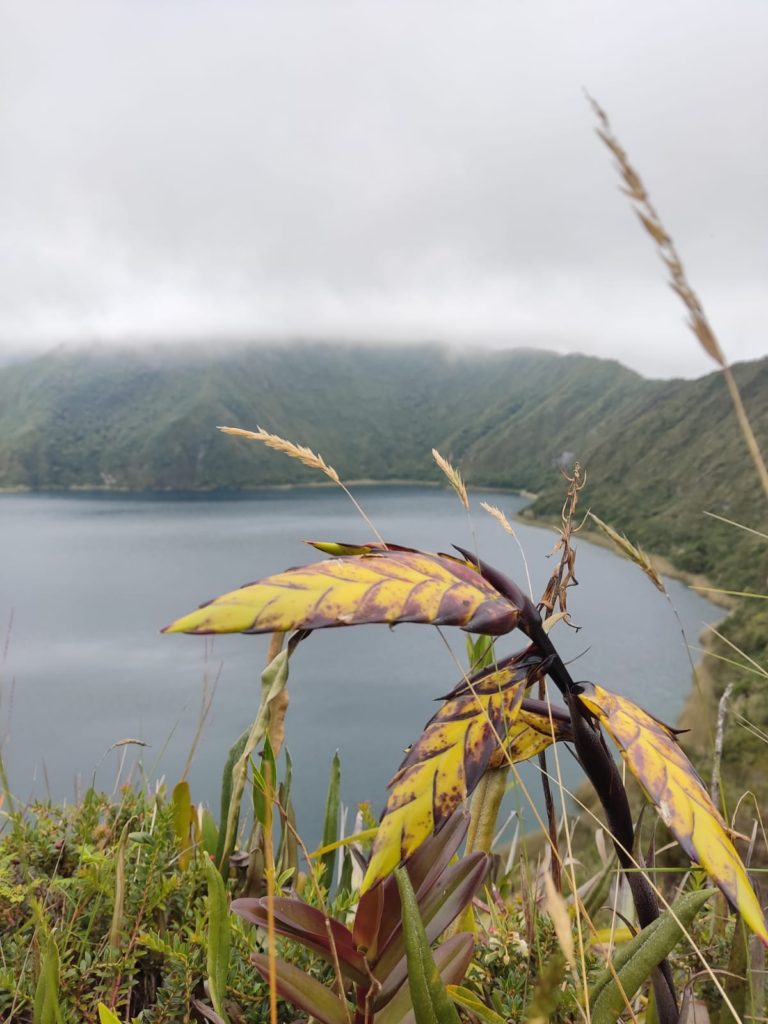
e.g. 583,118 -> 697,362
0,343 -> 637,491
523,358 -> 768,588
0,340 -> 765,588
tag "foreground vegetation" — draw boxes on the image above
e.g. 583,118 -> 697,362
1,769 -> 758,1022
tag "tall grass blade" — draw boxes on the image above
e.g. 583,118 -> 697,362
109,820 -> 132,949
215,728 -> 248,870
719,919 -> 752,1024
204,855 -> 232,1024
219,647 -> 291,873
320,750 -> 341,889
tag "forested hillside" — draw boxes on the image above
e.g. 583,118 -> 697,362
0,343 -> 634,491
1,341 -> 766,587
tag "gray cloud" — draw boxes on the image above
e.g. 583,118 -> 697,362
2,0 -> 766,377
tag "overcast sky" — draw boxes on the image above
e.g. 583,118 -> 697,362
2,1 -> 766,378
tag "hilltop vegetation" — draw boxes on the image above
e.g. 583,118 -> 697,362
0,342 -> 636,492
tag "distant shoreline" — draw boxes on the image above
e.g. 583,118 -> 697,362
0,479 -> 538,498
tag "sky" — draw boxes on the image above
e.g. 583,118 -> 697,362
2,1 -> 767,378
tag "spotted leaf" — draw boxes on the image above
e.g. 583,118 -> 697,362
488,696 -> 573,769
163,544 -> 521,636
362,650 -> 546,893
578,683 -> 768,945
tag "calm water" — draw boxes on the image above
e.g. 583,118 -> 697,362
0,487 -> 722,844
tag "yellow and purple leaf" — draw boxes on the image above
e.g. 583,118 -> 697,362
163,544 -> 521,637
362,651 -> 546,893
578,682 -> 768,945
488,696 -> 573,769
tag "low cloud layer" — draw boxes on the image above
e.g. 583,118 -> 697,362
2,1 -> 766,377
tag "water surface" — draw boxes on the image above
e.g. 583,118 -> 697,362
0,487 -> 722,844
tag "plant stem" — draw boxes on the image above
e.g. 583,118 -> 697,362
538,678 -> 561,893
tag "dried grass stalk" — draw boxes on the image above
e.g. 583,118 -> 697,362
589,94 -> 768,502
431,448 -> 469,509
481,500 -> 534,598
588,512 -> 665,593
480,501 -> 515,535
589,94 -> 725,367
218,425 -> 340,484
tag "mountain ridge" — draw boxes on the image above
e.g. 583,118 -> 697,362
1,341 -> 765,587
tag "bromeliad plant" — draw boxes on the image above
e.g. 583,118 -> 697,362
233,813 -> 486,1024
163,447 -> 768,1022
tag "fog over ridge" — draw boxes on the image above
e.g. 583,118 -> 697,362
2,0 -> 766,378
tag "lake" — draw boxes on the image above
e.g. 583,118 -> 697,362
0,487 -> 722,848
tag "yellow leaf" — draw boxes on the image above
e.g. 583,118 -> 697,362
98,1005 -> 121,1024
578,683 -> 768,945
163,545 -> 520,637
488,697 -> 573,768
362,651 -> 545,892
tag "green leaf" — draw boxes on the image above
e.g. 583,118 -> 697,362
33,933 -> 63,1024
251,765 -> 267,827
394,866 -> 462,1024
97,1005 -> 121,1024
251,735 -> 276,828
339,848 -> 353,894
375,936 -> 475,1024
447,985 -> 507,1024
589,888 -> 715,1024
320,750 -> 341,888
172,780 -> 194,870
204,856 -> 231,1024
215,728 -> 249,870
276,748 -> 295,872
466,633 -> 496,672
199,807 -> 219,856
250,953 -> 350,1024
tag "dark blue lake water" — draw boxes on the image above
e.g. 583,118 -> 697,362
0,487 -> 721,848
